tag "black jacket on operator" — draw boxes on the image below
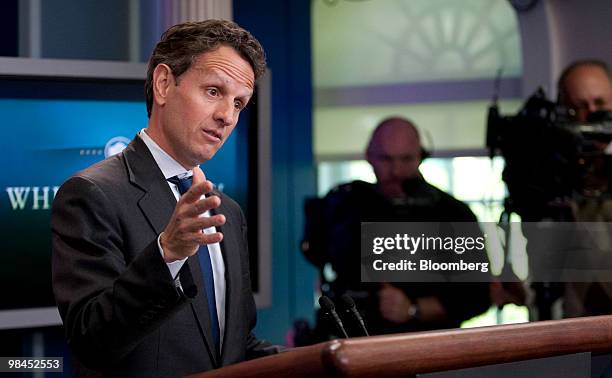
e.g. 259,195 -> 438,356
303,179 -> 491,336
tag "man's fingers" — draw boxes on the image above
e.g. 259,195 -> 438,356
183,196 -> 222,217
184,214 -> 226,232
181,179 -> 214,203
192,166 -> 205,186
177,231 -> 223,249
163,167 -> 224,259
195,231 -> 224,245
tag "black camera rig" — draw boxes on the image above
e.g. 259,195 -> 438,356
486,88 -> 612,221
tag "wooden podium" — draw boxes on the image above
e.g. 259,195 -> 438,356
188,315 -> 612,377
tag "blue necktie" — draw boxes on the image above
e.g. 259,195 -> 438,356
167,175 -> 220,353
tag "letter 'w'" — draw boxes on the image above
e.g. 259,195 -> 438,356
6,187 -> 30,210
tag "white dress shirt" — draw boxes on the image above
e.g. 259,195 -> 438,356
139,129 -> 226,349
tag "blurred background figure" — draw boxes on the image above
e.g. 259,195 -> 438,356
301,117 -> 491,342
558,60 -> 612,124
490,59 -> 612,320
558,60 -> 612,318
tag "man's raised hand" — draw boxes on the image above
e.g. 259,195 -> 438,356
160,166 -> 226,262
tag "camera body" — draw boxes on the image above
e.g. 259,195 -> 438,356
486,88 -> 612,221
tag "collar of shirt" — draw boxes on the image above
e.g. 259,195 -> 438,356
138,129 -> 192,180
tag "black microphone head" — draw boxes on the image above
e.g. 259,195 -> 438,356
318,296 -> 336,311
339,294 -> 356,310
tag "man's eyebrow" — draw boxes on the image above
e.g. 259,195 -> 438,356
197,76 -> 253,99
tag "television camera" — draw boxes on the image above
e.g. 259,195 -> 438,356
486,88 -> 612,221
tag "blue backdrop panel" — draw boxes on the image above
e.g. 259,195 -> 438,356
0,97 -> 244,311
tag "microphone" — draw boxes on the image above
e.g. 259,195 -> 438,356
318,296 -> 348,338
339,294 -> 370,336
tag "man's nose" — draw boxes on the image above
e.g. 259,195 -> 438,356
213,100 -> 235,127
587,101 -> 599,114
390,159 -> 404,177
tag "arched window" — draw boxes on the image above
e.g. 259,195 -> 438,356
313,0 -> 522,223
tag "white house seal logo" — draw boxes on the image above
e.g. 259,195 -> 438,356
104,136 -> 131,158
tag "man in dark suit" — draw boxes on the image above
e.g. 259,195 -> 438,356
52,20 -> 277,377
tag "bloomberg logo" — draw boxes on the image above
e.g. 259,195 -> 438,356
5,136 -> 130,211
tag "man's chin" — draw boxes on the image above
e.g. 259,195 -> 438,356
379,185 -> 405,199
193,150 -> 219,166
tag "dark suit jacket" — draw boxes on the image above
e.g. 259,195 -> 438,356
52,136 -> 273,377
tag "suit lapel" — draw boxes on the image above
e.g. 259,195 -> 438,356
123,136 -> 176,235
122,136 -> 219,365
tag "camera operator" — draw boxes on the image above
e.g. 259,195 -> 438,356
557,59 -> 612,218
487,59 -> 612,320
557,59 -> 612,318
302,117 -> 491,339
558,59 -> 612,124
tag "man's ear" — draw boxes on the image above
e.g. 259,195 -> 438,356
152,64 -> 174,107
